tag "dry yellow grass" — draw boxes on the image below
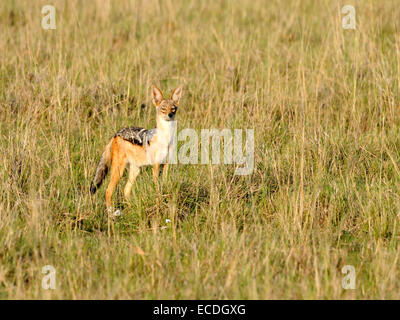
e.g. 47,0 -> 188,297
1,0 -> 400,299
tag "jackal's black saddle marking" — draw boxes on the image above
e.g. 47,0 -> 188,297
114,127 -> 156,146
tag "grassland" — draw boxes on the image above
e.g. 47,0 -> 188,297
1,0 -> 400,299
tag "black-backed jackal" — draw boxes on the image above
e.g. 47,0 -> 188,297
90,86 -> 183,212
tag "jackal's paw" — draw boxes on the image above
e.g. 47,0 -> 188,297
113,209 -> 122,217
107,207 -> 123,217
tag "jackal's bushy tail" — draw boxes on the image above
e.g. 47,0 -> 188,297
90,141 -> 112,195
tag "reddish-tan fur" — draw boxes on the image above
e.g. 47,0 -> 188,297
90,86 -> 182,211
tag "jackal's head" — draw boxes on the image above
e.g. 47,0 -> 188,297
152,86 -> 183,122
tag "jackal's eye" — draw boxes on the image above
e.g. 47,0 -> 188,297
160,106 -> 167,113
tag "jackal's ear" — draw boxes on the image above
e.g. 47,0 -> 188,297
171,86 -> 183,105
152,86 -> 164,106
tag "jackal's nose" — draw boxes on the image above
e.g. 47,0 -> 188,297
168,113 -> 174,118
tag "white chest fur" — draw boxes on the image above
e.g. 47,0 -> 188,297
156,119 -> 174,146
146,119 -> 174,164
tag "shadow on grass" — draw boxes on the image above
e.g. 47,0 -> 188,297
174,181 -> 209,218
142,179 -> 210,220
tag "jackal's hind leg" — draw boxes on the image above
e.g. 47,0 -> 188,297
106,156 -> 126,210
152,163 -> 160,184
162,163 -> 169,182
124,165 -> 140,200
